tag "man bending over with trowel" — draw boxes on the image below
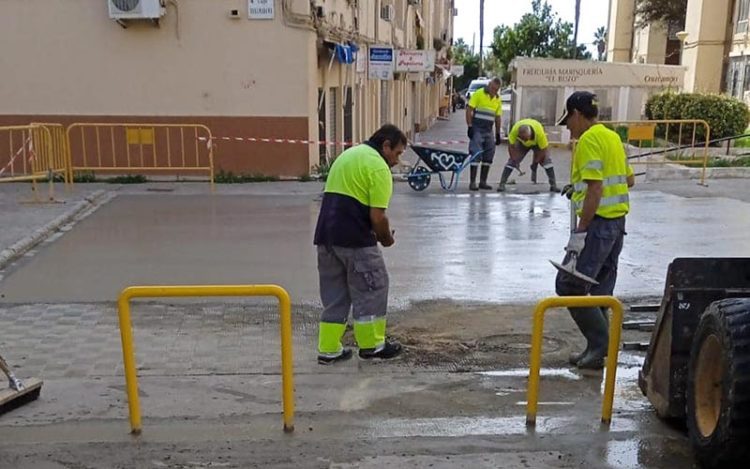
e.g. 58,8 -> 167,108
554,92 -> 634,370
497,118 -> 558,193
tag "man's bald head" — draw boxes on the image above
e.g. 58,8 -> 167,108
518,125 -> 533,142
486,77 -> 502,96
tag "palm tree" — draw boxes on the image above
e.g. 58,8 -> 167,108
479,0 -> 485,76
573,0 -> 581,58
594,26 -> 607,61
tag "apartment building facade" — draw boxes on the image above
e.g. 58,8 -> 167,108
607,0 -> 750,101
0,0 -> 454,176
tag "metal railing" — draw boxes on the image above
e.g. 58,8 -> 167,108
32,123 -> 72,186
600,119 -> 711,186
0,124 -> 59,201
117,284 -> 295,434
526,296 -> 625,426
67,123 -> 215,188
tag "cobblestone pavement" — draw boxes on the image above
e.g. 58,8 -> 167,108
0,302 -> 325,379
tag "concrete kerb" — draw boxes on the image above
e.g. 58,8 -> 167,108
0,190 -> 113,270
646,164 -> 750,181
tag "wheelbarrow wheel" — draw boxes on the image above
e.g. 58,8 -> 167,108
687,298 -> 750,468
407,167 -> 431,191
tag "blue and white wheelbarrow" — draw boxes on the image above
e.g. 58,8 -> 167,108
406,145 -> 486,192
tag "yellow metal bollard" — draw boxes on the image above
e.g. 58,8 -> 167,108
526,296 -> 624,427
117,284 -> 295,434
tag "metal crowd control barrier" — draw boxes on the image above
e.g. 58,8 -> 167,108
526,296 -> 624,426
67,123 -> 215,188
117,285 -> 295,434
600,119 -> 711,186
0,124 -> 59,201
32,123 -> 72,187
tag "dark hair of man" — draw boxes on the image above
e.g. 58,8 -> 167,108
368,124 -> 408,153
581,107 -> 599,120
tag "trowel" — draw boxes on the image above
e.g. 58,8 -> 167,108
550,198 -> 599,285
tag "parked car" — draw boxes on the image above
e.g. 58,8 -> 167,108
465,78 -> 490,101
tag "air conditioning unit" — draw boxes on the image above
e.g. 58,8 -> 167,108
380,4 -> 395,22
108,0 -> 165,20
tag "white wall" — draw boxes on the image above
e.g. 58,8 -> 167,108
0,0 -> 312,117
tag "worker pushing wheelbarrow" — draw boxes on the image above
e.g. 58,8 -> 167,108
406,145 -> 487,192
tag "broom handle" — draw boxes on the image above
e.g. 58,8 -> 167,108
0,351 -> 24,390
0,352 -> 12,377
569,198 -> 577,235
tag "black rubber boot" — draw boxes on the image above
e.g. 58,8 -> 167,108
469,166 -> 479,191
359,339 -> 403,360
479,165 -> 493,190
569,347 -> 589,366
569,308 -> 609,365
496,167 -> 513,192
318,348 -> 354,365
530,163 -> 538,184
545,167 -> 559,192
569,308 -> 609,369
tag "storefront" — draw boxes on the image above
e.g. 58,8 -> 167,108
510,58 -> 686,143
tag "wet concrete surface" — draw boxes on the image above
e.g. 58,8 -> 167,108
1,188 -> 749,305
1,112 -> 740,467
0,297 -> 698,468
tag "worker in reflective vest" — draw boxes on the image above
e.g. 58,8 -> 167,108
314,124 -> 407,365
465,77 -> 503,191
498,118 -> 558,193
555,91 -> 635,370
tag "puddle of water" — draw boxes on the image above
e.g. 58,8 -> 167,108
515,401 -> 574,406
606,439 -> 641,469
362,415 -> 638,438
602,354 -> 653,412
480,368 -> 581,381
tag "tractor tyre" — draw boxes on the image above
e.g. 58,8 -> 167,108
687,298 -> 750,468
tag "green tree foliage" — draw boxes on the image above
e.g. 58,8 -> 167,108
490,0 -> 592,82
635,0 -> 688,28
573,0 -> 582,58
646,91 -> 750,142
594,26 -> 607,61
451,38 -> 480,90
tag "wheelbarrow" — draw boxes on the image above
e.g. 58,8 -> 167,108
406,145 -> 485,192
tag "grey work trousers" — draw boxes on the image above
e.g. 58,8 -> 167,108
317,245 -> 389,355
555,216 -> 626,353
469,127 -> 496,164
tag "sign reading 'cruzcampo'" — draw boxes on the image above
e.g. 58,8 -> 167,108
512,58 -> 685,88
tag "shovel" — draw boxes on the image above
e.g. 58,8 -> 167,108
550,198 -> 599,285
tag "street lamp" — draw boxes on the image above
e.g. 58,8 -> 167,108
676,31 -> 689,66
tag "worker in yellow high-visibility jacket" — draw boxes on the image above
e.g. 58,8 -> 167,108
555,91 -> 635,370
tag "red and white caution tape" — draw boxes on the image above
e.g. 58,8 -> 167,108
0,137 -> 33,177
198,136 -> 468,146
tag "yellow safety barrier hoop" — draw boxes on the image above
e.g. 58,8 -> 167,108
526,295 -> 624,426
117,284 -> 295,434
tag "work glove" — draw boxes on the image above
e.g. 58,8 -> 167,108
495,133 -> 501,145
565,231 -> 587,256
467,126 -> 473,140
561,184 -> 574,199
